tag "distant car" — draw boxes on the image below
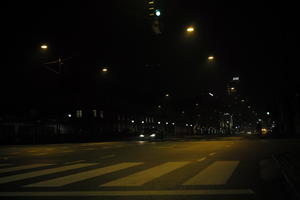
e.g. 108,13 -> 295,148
138,128 -> 161,141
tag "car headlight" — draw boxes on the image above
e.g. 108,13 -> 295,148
139,134 -> 144,138
150,134 -> 156,137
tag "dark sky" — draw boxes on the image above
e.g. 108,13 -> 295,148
1,1 -> 298,112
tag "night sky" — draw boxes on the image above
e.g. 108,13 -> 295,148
1,1 -> 297,113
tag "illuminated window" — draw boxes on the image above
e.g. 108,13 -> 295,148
76,110 -> 83,118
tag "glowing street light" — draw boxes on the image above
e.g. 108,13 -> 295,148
41,44 -> 48,50
208,56 -> 214,61
165,93 -> 170,97
102,67 -> 108,72
209,92 -> 214,97
186,26 -> 194,33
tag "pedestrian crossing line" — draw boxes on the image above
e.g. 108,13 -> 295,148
0,163 -> 96,184
100,155 -> 115,159
25,162 -> 143,187
101,162 -> 190,187
183,161 -> 239,185
64,160 -> 86,165
197,157 -> 206,162
0,189 -> 255,197
0,163 -> 53,174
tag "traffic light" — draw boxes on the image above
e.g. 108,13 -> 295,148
146,1 -> 161,18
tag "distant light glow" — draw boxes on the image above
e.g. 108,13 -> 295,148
190,124 -> 193,127
233,77 -> 240,81
209,92 -> 214,97
261,128 -> 268,134
150,134 -> 156,137
155,9 -> 161,16
172,122 -> 175,125
166,122 -> 169,125
131,120 -> 135,123
258,119 -> 262,122
231,87 -> 235,90
165,93 -> 170,97
68,114 -> 72,118
267,112 -> 270,115
41,45 -> 48,49
158,121 -> 161,124
186,124 -> 189,127
186,26 -> 194,33
148,1 -> 154,4
142,121 -> 145,124
102,68 -> 108,72
139,134 -> 145,138
208,56 -> 214,61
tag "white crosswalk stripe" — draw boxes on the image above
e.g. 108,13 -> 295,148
0,163 -> 96,184
183,161 -> 239,185
25,162 -> 142,187
0,164 -> 53,174
101,162 -> 189,187
0,160 -> 241,188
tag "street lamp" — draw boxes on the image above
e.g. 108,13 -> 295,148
208,56 -> 214,61
41,44 -> 48,50
186,26 -> 194,33
102,67 -> 108,72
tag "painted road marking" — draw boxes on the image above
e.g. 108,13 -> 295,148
100,155 -> 115,159
64,160 -> 86,165
0,163 -> 96,184
0,164 -> 53,174
25,162 -> 142,187
209,152 -> 216,156
32,153 -> 49,156
197,157 -> 206,162
83,148 -> 97,151
102,162 -> 189,187
0,189 -> 254,196
61,150 -> 74,153
183,161 -> 239,185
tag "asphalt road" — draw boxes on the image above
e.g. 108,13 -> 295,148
0,135 -> 299,200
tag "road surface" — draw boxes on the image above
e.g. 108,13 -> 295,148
0,135 -> 298,200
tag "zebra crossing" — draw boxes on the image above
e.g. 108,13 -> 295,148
0,160 -> 242,188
